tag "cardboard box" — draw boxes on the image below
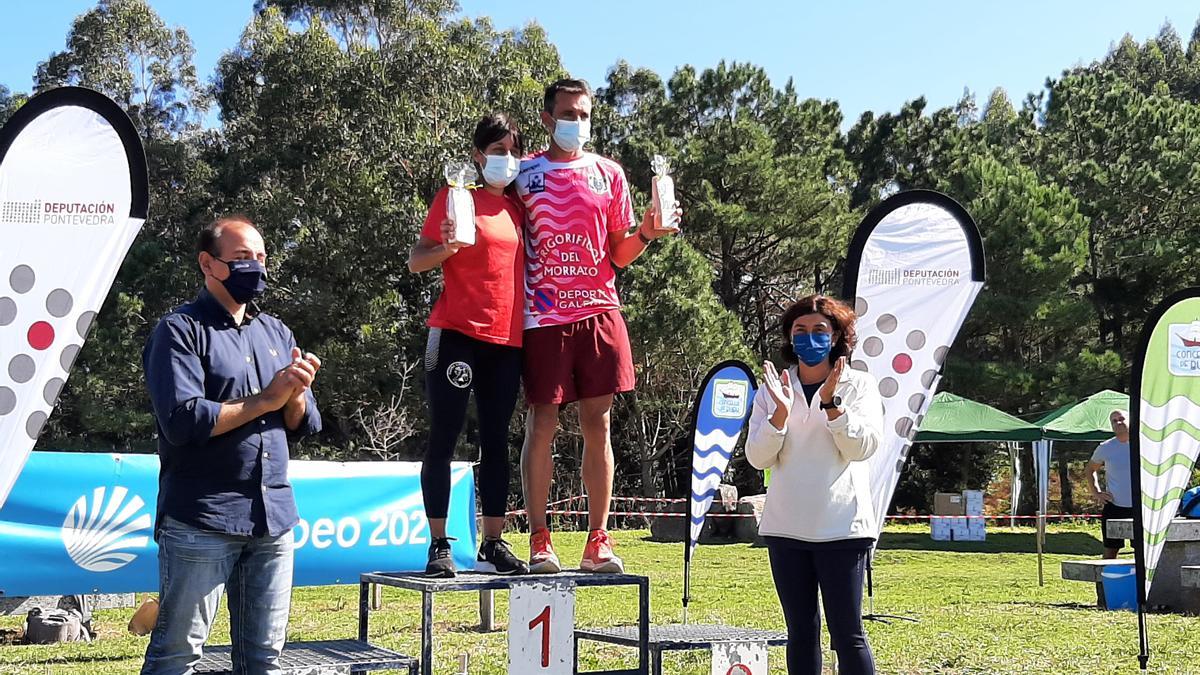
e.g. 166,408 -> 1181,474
954,516 -> 971,536
930,516 -> 952,541
964,490 -> 984,516
934,492 -> 965,516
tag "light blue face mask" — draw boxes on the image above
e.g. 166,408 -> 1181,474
553,118 -> 590,152
793,332 -> 832,366
481,154 -> 519,187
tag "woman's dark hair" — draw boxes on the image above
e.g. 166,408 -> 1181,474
473,112 -> 523,156
778,294 -> 858,365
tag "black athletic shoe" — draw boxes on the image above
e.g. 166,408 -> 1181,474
425,537 -> 456,578
476,537 -> 529,575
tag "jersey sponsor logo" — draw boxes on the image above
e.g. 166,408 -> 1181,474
527,172 -> 545,194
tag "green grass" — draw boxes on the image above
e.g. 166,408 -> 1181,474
1,523 -> 1195,674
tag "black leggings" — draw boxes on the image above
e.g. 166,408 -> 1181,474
421,328 -> 521,519
767,543 -> 875,675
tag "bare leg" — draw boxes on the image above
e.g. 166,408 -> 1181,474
521,403 -> 560,532
578,395 -> 614,532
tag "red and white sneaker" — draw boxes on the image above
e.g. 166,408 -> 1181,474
528,528 -> 561,574
580,529 -> 624,573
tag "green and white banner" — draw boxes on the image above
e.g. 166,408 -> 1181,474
1131,289 -> 1200,670
1132,291 -> 1200,594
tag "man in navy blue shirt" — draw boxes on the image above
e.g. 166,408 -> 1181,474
141,215 -> 322,675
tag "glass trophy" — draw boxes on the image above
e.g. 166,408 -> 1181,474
444,161 -> 476,246
651,154 -> 676,230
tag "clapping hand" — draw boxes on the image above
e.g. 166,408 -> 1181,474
763,361 -> 793,430
818,357 -> 846,406
283,348 -> 320,405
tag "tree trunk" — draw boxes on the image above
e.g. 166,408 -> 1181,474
628,393 -> 657,498
1057,447 -> 1074,513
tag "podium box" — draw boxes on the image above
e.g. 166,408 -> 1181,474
359,570 -> 650,675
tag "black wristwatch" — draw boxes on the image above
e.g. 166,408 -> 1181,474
819,395 -> 842,411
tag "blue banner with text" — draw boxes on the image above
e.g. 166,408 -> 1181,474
0,452 -> 476,596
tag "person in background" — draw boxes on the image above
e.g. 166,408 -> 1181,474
408,113 -> 529,577
1088,409 -> 1133,559
746,294 -> 882,675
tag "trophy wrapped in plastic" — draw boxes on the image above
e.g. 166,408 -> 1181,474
445,161 -> 477,246
651,154 -> 676,230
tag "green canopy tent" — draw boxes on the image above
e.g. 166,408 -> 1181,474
915,391 -> 1042,443
912,391 -> 1040,529
1028,389 -> 1129,583
1028,390 -> 1130,529
1034,389 -> 1130,441
909,391 -> 1051,582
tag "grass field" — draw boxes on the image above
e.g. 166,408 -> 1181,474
1,522 -> 1195,674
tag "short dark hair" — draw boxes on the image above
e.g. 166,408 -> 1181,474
778,294 -> 859,365
543,78 -> 592,113
197,214 -> 256,257
473,112 -> 523,156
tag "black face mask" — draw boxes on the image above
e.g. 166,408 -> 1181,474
215,258 -> 267,304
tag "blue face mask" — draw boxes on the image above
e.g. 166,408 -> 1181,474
217,258 -> 267,304
793,332 -> 833,366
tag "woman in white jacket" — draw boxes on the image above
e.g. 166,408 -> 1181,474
746,294 -> 883,675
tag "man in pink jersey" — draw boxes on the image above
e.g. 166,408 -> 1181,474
515,79 -> 680,573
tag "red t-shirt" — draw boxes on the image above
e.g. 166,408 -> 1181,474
422,186 -> 524,347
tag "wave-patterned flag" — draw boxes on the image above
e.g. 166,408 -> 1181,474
1130,289 -> 1200,670
842,190 -> 985,536
687,361 -> 756,555
683,360 -> 756,619
0,87 -> 148,509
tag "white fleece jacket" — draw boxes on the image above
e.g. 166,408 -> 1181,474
746,366 -> 883,543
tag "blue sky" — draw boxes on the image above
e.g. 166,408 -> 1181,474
2,1 -> 1198,127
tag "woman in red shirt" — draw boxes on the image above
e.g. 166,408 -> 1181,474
408,113 -> 527,577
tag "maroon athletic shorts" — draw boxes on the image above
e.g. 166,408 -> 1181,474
522,309 -> 635,405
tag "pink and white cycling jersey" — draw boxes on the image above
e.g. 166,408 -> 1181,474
515,151 -> 636,329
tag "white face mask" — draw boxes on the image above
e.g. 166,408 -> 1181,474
481,154 -> 519,188
552,118 -> 590,153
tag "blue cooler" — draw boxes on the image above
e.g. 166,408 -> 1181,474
1101,564 -> 1137,611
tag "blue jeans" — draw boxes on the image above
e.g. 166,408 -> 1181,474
141,516 -> 294,675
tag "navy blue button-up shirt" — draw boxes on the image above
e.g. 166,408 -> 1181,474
143,289 -> 321,537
